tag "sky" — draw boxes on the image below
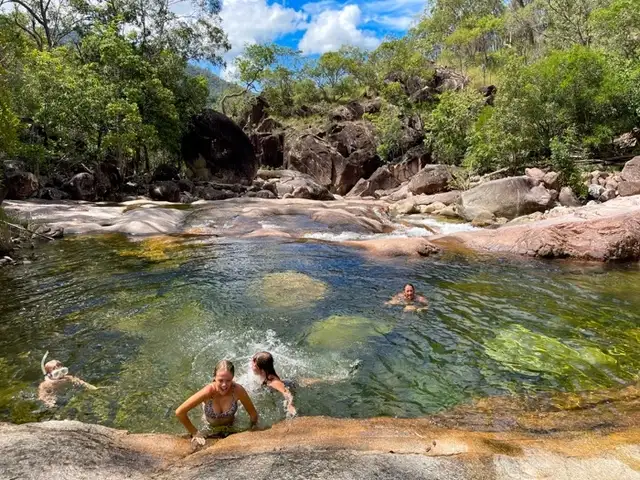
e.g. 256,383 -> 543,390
172,0 -> 428,78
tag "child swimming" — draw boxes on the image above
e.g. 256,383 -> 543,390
251,352 -> 297,418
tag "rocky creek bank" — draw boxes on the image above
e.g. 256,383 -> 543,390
1,381 -> 639,480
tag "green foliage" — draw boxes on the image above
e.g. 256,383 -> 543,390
591,0 -> 640,59
0,0 -> 228,175
306,51 -> 357,102
550,136 -> 588,197
466,46 -> 639,174
364,103 -> 405,162
424,89 -> 485,165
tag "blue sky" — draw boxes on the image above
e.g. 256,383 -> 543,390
174,0 -> 428,77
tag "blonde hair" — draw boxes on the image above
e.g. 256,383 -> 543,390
213,360 -> 235,377
44,360 -> 62,374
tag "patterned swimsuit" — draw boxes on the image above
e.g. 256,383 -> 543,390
203,384 -> 238,423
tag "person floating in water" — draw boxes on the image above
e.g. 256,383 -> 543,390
175,360 -> 258,450
251,351 -> 297,418
38,351 -> 98,408
385,283 -> 429,312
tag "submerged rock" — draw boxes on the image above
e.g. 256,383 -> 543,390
485,324 -> 616,389
306,315 -> 393,349
257,271 -> 328,308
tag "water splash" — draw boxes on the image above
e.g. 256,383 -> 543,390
190,329 -> 353,394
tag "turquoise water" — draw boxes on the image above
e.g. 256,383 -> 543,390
0,233 -> 639,433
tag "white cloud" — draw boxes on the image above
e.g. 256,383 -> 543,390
220,0 -> 307,57
298,5 -> 380,55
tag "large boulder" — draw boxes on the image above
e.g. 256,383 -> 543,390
182,109 -> 258,185
67,173 -> 96,201
265,170 -> 334,200
328,122 -> 380,195
390,145 -> 431,183
437,207 -> 640,262
284,124 -> 379,196
458,176 -> 557,221
94,162 -> 122,200
284,131 -> 341,187
6,170 -> 39,200
0,166 -> 7,205
559,187 -> 582,207
149,181 -> 180,202
407,165 -> 452,195
346,166 -> 400,198
621,156 -> 640,183
152,164 -> 180,182
386,67 -> 469,103
251,132 -> 284,168
618,181 -> 640,197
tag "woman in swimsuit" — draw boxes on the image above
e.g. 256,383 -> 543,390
175,360 -> 258,448
251,352 -> 297,418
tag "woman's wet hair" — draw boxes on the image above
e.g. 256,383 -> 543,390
404,283 -> 415,290
213,360 -> 235,377
44,360 -> 63,374
252,352 -> 279,381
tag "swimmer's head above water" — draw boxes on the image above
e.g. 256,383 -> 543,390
251,352 -> 278,380
41,351 -> 69,380
403,283 -> 416,301
213,360 -> 235,394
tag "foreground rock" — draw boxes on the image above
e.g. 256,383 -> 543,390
1,382 -> 638,480
435,195 -> 640,261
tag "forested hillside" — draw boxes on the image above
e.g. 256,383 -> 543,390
1,0 -> 639,192
220,0 -> 639,193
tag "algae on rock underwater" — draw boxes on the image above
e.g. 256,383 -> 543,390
257,271 -> 328,309
485,324 -> 619,390
306,315 -> 394,349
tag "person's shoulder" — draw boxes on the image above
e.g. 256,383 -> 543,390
233,383 -> 248,395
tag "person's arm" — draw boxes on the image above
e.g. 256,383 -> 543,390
267,379 -> 296,417
235,384 -> 259,426
417,295 -> 429,306
68,375 -> 98,390
385,293 -> 403,306
175,385 -> 211,436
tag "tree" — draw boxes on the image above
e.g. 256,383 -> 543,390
424,89 -> 486,165
306,51 -> 355,102
591,0 -> 640,59
0,0 -> 90,50
221,43 -> 298,116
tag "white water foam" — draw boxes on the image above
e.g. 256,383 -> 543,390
302,217 -> 478,243
189,328 -> 353,394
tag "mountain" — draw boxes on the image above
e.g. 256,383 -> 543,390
186,64 -> 236,105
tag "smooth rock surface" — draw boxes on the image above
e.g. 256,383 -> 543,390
1,381 -> 639,480
458,176 -> 556,221
436,195 -> 640,261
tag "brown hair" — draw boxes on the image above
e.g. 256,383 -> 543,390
252,352 -> 280,383
213,360 -> 235,377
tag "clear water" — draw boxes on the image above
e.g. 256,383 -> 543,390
0,232 -> 639,434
